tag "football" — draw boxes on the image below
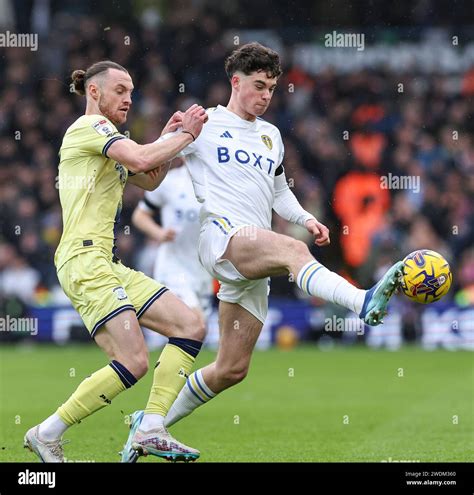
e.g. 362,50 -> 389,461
401,249 -> 452,304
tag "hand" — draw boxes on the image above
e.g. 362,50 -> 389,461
146,166 -> 163,180
156,227 -> 176,243
182,103 -> 207,140
161,111 -> 184,136
305,219 -> 330,246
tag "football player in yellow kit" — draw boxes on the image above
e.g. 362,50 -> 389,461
24,60 -> 207,463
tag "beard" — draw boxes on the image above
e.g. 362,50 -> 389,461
98,97 -> 122,125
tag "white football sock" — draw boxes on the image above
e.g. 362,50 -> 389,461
165,369 -> 216,428
38,413 -> 69,441
139,413 -> 164,432
296,261 -> 366,314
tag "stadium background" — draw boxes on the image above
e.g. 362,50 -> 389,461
0,0 -> 473,464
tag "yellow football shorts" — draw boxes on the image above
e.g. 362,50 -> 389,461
57,250 -> 168,337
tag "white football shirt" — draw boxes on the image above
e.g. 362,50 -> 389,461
138,165 -> 213,294
178,104 -> 285,229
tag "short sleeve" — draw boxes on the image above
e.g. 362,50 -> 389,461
81,117 -> 126,157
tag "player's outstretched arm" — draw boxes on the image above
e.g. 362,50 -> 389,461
273,167 -> 330,246
107,104 -> 206,174
131,205 -> 176,243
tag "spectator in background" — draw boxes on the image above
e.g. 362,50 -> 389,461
0,10 -> 472,313
0,243 -> 39,304
333,172 -> 390,271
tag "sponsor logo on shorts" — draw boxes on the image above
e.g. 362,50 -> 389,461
113,286 -> 128,300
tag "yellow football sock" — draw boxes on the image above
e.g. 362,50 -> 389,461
145,338 -> 202,416
57,361 -> 136,426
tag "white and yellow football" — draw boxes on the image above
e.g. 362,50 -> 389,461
401,249 -> 452,304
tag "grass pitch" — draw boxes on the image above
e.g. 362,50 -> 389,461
0,344 -> 472,462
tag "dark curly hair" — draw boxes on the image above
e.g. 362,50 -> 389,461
225,42 -> 282,80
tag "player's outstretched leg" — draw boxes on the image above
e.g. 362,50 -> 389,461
358,261 -> 404,325
222,227 -> 404,326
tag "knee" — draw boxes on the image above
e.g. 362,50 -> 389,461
134,356 -> 149,379
120,351 -> 149,380
283,238 -> 310,273
174,311 -> 206,342
216,363 -> 249,386
290,239 -> 310,257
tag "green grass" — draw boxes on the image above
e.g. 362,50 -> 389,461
0,344 -> 472,462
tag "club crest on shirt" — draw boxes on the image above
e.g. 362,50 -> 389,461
261,135 -> 273,150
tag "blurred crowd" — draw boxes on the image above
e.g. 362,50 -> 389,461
0,3 -> 473,312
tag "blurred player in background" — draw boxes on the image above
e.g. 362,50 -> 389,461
24,60 -> 208,463
131,159 -> 214,351
122,43 -> 404,460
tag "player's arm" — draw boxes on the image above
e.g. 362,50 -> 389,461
127,162 -> 171,191
107,104 -> 206,174
127,111 -> 193,190
273,166 -> 330,246
131,201 -> 176,243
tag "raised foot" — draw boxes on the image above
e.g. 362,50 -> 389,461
359,261 -> 404,326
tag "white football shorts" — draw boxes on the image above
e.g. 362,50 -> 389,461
198,216 -> 270,323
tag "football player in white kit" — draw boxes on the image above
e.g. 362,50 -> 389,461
123,42 -> 403,460
131,160 -> 214,349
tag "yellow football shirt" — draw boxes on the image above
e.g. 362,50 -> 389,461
54,114 -> 128,271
